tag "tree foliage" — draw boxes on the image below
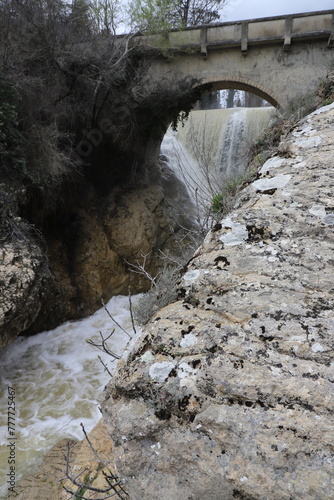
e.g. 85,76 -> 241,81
172,0 -> 229,26
130,0 -> 229,31
0,0 -> 202,216
0,0 -> 139,186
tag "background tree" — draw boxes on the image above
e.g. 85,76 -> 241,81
171,0 -> 229,26
89,0 -> 125,35
0,0 -> 141,217
69,0 -> 93,38
200,90 -> 221,109
131,0 -> 229,32
0,0 -> 202,216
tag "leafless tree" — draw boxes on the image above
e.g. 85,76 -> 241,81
172,0 -> 230,26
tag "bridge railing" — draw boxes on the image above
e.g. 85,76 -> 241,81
130,10 -> 334,56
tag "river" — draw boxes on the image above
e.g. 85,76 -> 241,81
0,295 -> 139,498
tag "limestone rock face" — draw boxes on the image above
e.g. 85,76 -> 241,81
22,161 -> 198,336
102,103 -> 334,499
46,178 -> 197,320
0,231 -> 50,349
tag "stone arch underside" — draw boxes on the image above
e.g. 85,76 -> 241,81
199,78 -> 279,108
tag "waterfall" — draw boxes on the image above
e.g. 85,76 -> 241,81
0,296 -> 139,497
161,107 -> 273,212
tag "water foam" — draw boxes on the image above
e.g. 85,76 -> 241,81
0,295 -> 139,498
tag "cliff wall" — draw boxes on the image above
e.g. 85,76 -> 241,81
0,160 -> 198,348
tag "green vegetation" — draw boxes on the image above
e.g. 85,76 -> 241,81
211,193 -> 224,214
208,169 -> 258,219
129,0 -> 229,54
317,70 -> 334,105
130,0 -> 228,31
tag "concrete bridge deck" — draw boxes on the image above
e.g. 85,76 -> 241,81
133,10 -> 334,108
134,10 -> 334,55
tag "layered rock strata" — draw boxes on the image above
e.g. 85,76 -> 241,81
102,103 -> 334,499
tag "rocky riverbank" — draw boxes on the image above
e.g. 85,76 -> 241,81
102,102 -> 334,499
11,102 -> 334,500
0,160 -> 198,348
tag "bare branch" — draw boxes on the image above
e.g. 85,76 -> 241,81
61,434 -> 129,500
87,330 -> 121,359
128,288 -> 137,335
125,253 -> 161,288
101,299 -> 133,339
80,422 -> 110,467
98,354 -> 114,376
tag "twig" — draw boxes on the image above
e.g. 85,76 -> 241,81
101,299 -> 132,339
98,354 -> 114,376
125,253 -> 161,288
80,423 -> 110,467
61,436 -> 129,499
86,331 -> 121,359
128,288 -> 137,335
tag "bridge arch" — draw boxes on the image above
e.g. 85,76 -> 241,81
199,78 -> 279,107
146,10 -> 334,112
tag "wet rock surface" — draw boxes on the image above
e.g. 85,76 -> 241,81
0,233 -> 50,348
102,103 -> 334,499
14,420 -> 120,500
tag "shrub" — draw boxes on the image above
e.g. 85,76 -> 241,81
211,193 -> 224,214
317,70 -> 334,105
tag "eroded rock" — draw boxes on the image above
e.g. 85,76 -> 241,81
42,167 -> 199,322
23,163 -> 199,334
0,230 -> 50,348
102,104 -> 334,499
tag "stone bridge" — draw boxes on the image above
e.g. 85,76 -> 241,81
136,10 -> 334,107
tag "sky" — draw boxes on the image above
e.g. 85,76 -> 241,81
221,0 -> 334,22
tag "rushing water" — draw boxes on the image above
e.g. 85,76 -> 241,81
161,107 -> 273,210
0,295 -> 139,498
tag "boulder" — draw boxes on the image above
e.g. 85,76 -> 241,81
102,103 -> 334,499
0,227 -> 50,348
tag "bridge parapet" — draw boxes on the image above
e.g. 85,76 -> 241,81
132,10 -> 334,56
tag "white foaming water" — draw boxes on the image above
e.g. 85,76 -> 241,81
161,127 -> 211,206
161,108 -> 273,210
0,295 -> 139,498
